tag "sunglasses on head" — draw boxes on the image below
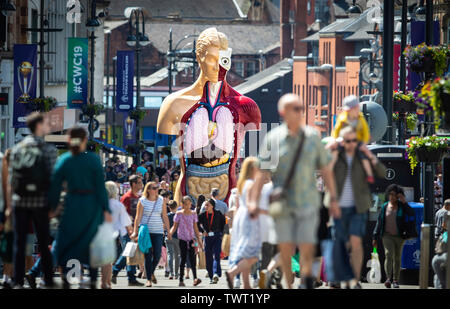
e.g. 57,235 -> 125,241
149,186 -> 159,190
344,139 -> 358,144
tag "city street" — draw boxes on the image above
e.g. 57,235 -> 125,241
10,260 -> 423,290
0,0 -> 449,293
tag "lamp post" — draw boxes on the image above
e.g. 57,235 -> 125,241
105,27 -> 111,143
126,7 -> 150,163
86,0 -> 101,140
112,56 -> 117,146
166,30 -> 198,94
382,0 -> 395,144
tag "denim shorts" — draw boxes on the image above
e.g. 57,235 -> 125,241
333,207 -> 368,240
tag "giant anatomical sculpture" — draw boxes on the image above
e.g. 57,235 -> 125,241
157,27 -> 261,204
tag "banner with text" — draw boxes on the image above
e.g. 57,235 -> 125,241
123,115 -> 136,146
67,38 -> 88,109
116,50 -> 134,112
13,44 -> 37,128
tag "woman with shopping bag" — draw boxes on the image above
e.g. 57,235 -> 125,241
48,127 -> 112,289
169,196 -> 203,287
131,182 -> 170,287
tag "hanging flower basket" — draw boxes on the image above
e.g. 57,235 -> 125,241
428,77 -> 450,130
87,140 -> 102,153
393,91 -> 417,113
82,103 -> 104,118
406,135 -> 449,174
26,96 -> 57,112
410,57 -> 436,73
404,43 -> 450,77
406,113 -> 418,131
415,147 -> 446,163
128,108 -> 146,122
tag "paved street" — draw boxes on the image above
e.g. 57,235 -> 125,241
12,260 -> 423,289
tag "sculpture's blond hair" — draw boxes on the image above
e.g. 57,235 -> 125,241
196,27 -> 228,59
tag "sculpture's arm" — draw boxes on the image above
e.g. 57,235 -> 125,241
157,96 -> 177,135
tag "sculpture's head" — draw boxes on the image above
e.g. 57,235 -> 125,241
196,27 -> 229,83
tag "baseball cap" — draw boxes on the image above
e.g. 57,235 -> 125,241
342,95 -> 359,111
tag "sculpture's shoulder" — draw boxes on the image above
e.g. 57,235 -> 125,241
157,87 -> 200,135
227,88 -> 261,129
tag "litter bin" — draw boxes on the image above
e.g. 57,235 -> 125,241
401,202 -> 423,270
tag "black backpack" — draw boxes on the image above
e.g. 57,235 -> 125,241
11,140 -> 51,197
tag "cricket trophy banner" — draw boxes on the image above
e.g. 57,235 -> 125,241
13,44 -> 37,128
116,50 -> 134,112
123,116 -> 136,147
67,38 -> 88,109
157,28 -> 261,205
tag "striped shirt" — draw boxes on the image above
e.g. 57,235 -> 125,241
140,196 -> 164,234
339,154 -> 354,208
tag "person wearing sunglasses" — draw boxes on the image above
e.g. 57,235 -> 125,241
326,126 -> 385,289
132,182 -> 171,287
329,95 -> 375,184
247,94 -> 341,289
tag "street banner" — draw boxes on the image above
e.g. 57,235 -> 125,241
13,44 -> 37,128
116,50 -> 134,112
67,38 -> 88,109
123,114 -> 136,146
393,44 -> 401,92
409,21 -> 440,91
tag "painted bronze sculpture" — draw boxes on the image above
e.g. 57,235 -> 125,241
157,27 -> 261,204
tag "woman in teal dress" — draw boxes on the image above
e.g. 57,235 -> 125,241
48,127 -> 111,288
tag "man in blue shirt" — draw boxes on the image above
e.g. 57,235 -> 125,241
200,188 -> 228,215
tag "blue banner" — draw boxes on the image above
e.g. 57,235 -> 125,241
67,38 -> 88,109
13,44 -> 37,128
116,50 -> 134,112
123,114 -> 136,146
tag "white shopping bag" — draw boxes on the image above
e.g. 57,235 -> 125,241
122,241 -> 137,257
90,223 -> 118,268
366,251 -> 382,283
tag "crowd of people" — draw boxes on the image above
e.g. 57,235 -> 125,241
0,92 -> 448,289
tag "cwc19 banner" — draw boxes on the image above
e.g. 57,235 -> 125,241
13,44 -> 37,128
67,38 -> 88,109
116,50 -> 134,112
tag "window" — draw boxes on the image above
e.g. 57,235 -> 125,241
144,96 -> 163,108
31,9 -> 38,44
307,0 -> 311,15
245,61 -> 256,77
321,87 -> 328,107
308,86 -> 312,106
302,85 -> 305,106
46,0 -> 75,84
234,61 -> 244,77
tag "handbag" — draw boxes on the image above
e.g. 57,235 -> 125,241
90,222 -> 118,268
126,247 -> 145,266
197,250 -> 206,269
268,129 -> 306,218
221,233 -> 231,258
138,199 -> 158,248
122,241 -> 137,257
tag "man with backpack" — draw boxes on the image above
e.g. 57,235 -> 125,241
9,112 -> 56,288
